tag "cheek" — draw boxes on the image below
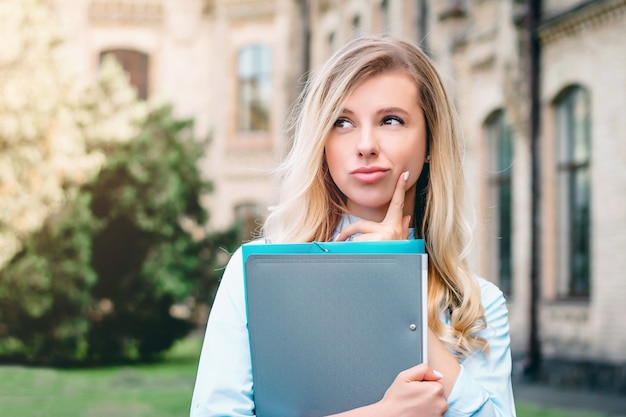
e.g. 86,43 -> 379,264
407,160 -> 426,185
324,141 -> 343,176
398,140 -> 427,178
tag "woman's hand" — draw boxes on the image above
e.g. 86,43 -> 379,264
378,363 -> 448,417
327,364 -> 447,417
335,171 -> 412,242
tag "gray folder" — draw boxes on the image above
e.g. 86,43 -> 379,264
244,242 -> 428,417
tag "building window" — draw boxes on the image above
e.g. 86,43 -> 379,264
554,86 -> 591,298
352,15 -> 362,38
373,0 -> 391,33
485,110 -> 513,296
99,49 -> 149,100
237,45 -> 272,133
439,0 -> 469,20
234,202 -> 265,241
380,0 -> 390,33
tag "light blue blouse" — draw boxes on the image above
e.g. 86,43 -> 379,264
190,220 -> 516,416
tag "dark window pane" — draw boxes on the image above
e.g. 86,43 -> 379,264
486,110 -> 513,296
352,15 -> 361,37
555,86 -> 591,298
380,0 -> 390,32
99,49 -> 149,100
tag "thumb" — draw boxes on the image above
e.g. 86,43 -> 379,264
399,363 -> 443,382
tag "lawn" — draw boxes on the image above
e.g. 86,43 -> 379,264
0,337 -> 202,417
0,337 -> 611,417
518,404 -> 608,417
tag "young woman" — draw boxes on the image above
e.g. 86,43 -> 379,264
191,35 -> 516,417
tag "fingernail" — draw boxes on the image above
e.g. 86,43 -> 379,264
403,171 -> 410,181
433,370 -> 443,378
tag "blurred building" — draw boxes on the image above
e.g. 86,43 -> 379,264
50,0 -> 626,392
50,0 -> 306,237
312,0 -> 626,393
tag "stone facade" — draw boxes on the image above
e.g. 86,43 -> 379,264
50,0 -> 626,390
307,0 -> 626,392
51,0 -> 304,237
536,1 -> 626,388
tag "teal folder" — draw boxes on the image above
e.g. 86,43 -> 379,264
243,240 -> 428,417
242,239 -> 425,261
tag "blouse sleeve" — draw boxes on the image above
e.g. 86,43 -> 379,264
190,246 -> 256,417
445,278 -> 516,416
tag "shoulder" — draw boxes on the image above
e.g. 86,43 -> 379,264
475,276 -> 504,299
473,276 -> 511,338
220,238 -> 269,280
247,238 -> 268,244
474,276 -> 508,316
224,239 -> 267,265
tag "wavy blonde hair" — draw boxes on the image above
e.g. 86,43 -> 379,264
262,35 -> 487,357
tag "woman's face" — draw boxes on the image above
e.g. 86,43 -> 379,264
325,70 -> 428,222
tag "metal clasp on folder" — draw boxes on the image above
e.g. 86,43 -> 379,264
313,241 -> 329,252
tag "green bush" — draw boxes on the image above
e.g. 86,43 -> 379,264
0,193 -> 98,364
0,105 -> 240,365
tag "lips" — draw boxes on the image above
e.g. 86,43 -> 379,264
350,166 -> 390,183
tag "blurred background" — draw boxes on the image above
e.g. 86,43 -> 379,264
1,0 -> 625,415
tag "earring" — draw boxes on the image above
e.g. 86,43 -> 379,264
425,154 -> 431,162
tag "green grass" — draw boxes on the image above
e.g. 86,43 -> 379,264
516,403 -> 609,417
0,337 -> 202,417
0,338 -> 612,417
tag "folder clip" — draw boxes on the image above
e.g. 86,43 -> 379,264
312,241 -> 329,253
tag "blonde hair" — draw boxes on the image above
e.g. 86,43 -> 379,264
263,35 -> 488,357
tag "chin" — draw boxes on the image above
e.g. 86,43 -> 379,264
347,202 -> 389,219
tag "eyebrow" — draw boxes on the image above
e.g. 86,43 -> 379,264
340,107 -> 411,117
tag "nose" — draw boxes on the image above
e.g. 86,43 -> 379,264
356,126 -> 379,157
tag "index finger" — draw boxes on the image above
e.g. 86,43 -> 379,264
382,171 -> 410,225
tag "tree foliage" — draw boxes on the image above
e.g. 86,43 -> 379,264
0,105 -> 240,365
0,0 -> 240,366
0,0 -> 146,267
84,105 -> 239,364
0,193 -> 98,363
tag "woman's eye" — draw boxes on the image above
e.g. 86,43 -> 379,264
382,116 -> 404,126
333,118 -> 354,129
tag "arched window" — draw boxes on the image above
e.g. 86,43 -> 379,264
485,110 -> 513,296
99,49 -> 149,100
554,85 -> 591,298
237,45 -> 272,133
